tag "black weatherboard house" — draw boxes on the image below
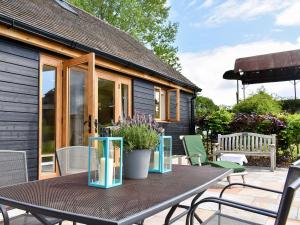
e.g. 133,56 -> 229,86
0,0 -> 201,180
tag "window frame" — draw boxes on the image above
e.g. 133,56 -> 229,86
154,86 -> 180,122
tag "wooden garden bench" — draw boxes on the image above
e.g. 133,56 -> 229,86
213,132 -> 276,171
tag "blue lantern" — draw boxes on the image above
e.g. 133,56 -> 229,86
149,136 -> 172,173
88,137 -> 123,188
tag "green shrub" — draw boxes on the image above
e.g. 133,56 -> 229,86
280,114 -> 300,147
281,99 -> 300,113
195,95 -> 219,118
232,89 -> 282,114
207,108 -> 234,135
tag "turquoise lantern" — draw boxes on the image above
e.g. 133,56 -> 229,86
88,137 -> 123,188
149,136 -> 172,173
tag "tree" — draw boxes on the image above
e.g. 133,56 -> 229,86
67,0 -> 181,71
232,89 -> 282,115
195,95 -> 218,118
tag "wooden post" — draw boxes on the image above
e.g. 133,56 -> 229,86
270,144 -> 276,172
236,80 -> 239,104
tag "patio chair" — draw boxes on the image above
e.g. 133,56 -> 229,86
56,146 -> 99,225
0,150 -> 62,225
180,135 -> 247,183
187,165 -> 300,225
56,146 -> 93,176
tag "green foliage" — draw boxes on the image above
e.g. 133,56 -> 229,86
232,89 -> 282,114
112,124 -> 159,152
281,99 -> 300,113
207,108 -> 234,135
195,95 -> 218,118
280,114 -> 300,146
112,113 -> 162,152
67,0 -> 181,71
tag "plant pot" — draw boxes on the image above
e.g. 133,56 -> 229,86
123,150 -> 151,179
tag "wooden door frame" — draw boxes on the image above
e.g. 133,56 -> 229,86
96,69 -> 132,123
62,53 -> 96,146
39,54 -> 63,180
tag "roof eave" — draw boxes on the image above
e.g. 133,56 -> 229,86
0,14 -> 201,92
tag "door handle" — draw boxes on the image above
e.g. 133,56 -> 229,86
94,119 -> 98,133
88,115 -> 92,133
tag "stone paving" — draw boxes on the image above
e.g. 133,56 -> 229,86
1,166 -> 300,225
143,166 -> 300,225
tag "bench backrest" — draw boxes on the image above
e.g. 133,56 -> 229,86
218,132 -> 276,153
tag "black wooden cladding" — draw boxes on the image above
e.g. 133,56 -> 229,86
0,39 -> 39,181
133,78 -> 193,155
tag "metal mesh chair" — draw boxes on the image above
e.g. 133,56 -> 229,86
0,150 -> 62,225
188,165 -> 300,225
55,146 -> 97,225
56,146 -> 97,176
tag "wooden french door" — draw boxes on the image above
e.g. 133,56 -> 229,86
39,53 -> 96,179
39,54 -> 63,179
97,70 -> 132,129
62,53 -> 97,147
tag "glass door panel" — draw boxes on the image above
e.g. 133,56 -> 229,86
98,78 -> 115,128
97,71 -> 131,136
62,53 -> 96,147
41,65 -> 56,173
39,54 -> 62,180
69,68 -> 88,145
121,84 -> 129,120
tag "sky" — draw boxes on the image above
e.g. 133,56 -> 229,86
168,0 -> 300,106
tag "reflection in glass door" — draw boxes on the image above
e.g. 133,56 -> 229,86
63,53 -> 96,147
121,84 -> 129,120
98,78 -> 115,128
69,68 -> 88,146
97,71 -> 132,132
41,65 -> 56,174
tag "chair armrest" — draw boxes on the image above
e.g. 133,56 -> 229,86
190,197 -> 277,219
220,183 -> 282,199
185,154 -> 202,166
0,204 -> 9,225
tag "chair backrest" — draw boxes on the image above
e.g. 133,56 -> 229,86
56,146 -> 92,176
0,150 -> 28,187
218,133 -> 276,153
275,166 -> 300,225
181,135 -> 208,165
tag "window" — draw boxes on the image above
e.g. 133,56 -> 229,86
121,84 -> 129,120
154,87 -> 161,119
154,87 -> 180,122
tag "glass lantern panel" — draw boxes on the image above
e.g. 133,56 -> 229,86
163,137 -> 172,172
89,140 -> 104,186
109,139 -> 122,185
149,148 -> 160,172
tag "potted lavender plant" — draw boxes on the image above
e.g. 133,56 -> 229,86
112,113 -> 164,179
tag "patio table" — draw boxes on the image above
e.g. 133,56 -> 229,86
0,165 -> 231,225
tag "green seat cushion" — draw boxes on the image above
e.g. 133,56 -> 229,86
183,135 -> 208,165
208,160 -> 246,173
